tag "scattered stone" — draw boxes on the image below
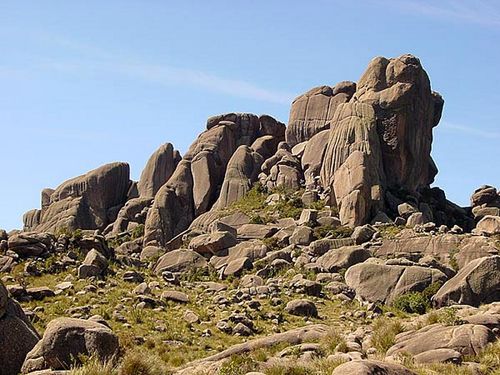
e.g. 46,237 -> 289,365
285,299 -> 318,317
161,290 -> 189,303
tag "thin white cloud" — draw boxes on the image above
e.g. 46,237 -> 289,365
379,0 -> 500,28
31,33 -> 294,105
440,121 -> 500,139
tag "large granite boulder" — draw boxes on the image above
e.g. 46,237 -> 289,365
386,323 -> 495,358
286,82 -> 356,147
433,256 -> 500,307
24,162 -> 131,232
0,281 -> 40,375
137,142 -> 181,198
144,113 -> 284,247
345,261 -> 447,304
21,317 -> 118,373
476,215 -> 500,235
471,186 -> 500,221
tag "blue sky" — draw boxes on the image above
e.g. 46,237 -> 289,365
0,1 -> 499,231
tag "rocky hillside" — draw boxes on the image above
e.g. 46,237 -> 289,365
1,54 -> 500,375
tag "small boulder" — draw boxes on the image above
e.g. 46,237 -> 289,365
317,246 -> 371,273
154,249 -> 208,274
289,226 -> 314,246
161,290 -> 189,303
351,224 -> 376,245
188,231 -> 237,255
77,249 -> 108,279
285,299 -> 318,317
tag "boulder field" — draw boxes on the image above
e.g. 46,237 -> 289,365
2,54 -> 499,375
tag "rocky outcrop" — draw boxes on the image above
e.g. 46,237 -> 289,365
471,185 -> 500,220
352,54 -> 443,191
374,233 -> 498,269
137,142 -> 181,198
24,162 -> 131,232
0,281 -> 40,375
286,82 -> 356,147
21,317 -> 119,373
433,256 -> 500,307
144,113 -> 284,247
110,196 -> 152,234
283,54 -> 450,227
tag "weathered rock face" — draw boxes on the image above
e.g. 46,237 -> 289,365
301,130 -> 329,187
319,103 -> 385,226
215,145 -> 263,209
24,162 -> 131,232
352,54 -> 443,191
0,281 -> 40,375
144,113 -> 285,247
286,82 -> 356,147
21,317 -> 119,373
137,142 -> 181,198
433,256 -> 500,307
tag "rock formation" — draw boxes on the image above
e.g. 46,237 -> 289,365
143,113 -> 285,247
9,54 -> 500,375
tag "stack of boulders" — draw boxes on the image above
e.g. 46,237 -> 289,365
473,185 -> 500,235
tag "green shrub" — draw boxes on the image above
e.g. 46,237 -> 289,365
393,281 -> 443,315
371,318 -> 405,354
329,226 -> 354,239
393,292 -> 429,314
426,307 -> 462,326
219,355 -> 259,375
131,224 -> 145,239
448,247 -> 460,271
118,350 -> 168,375
70,357 -> 116,375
